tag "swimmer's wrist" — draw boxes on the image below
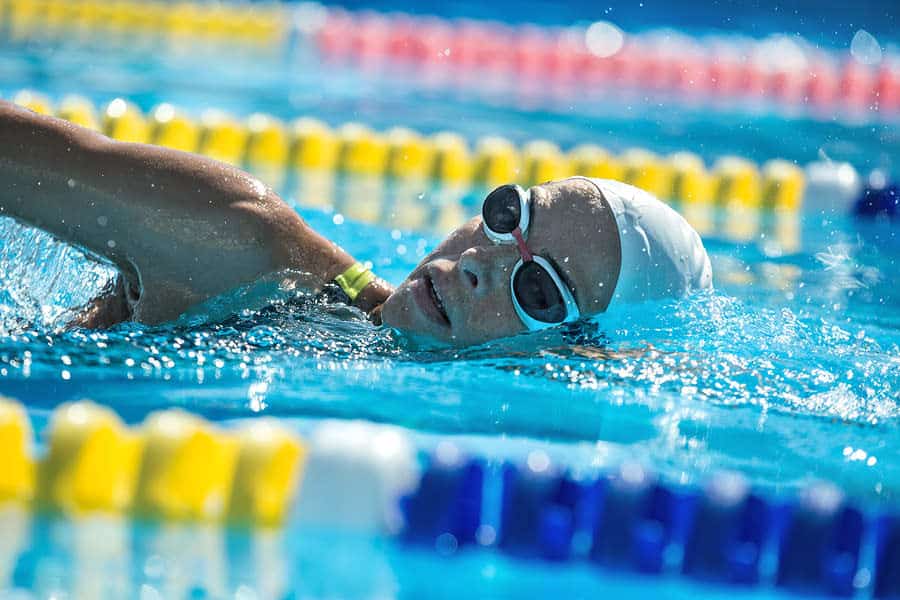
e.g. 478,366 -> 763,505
330,262 -> 392,316
333,262 -> 376,302
354,279 -> 391,320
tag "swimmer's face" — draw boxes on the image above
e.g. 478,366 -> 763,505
380,178 -> 621,346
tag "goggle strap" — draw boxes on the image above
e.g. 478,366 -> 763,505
511,227 -> 533,262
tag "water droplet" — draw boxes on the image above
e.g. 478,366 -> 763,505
250,178 -> 267,198
585,21 -> 625,58
106,98 -> 127,118
476,524 -> 497,546
527,450 -> 551,473
850,30 -> 882,65
435,532 -> 458,555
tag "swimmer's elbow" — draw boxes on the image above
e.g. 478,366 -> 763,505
229,187 -> 303,235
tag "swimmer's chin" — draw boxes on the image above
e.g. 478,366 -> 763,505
380,287 -> 458,348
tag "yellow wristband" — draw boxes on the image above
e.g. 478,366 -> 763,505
333,262 -> 376,302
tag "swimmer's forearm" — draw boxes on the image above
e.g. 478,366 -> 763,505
0,101 -> 384,320
0,102 -> 265,266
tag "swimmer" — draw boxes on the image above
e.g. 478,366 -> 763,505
0,101 -> 712,346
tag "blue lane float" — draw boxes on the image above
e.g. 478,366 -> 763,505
875,515 -> 900,599
400,453 -> 484,549
775,482 -> 864,597
589,464 -> 679,574
854,182 -> 899,219
400,451 -> 900,599
497,462 -> 587,561
681,472 -> 769,585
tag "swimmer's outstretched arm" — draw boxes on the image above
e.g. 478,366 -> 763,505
0,100 -> 391,324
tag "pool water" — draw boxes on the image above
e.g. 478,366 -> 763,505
1,2 -> 899,597
3,202 -> 899,492
0,504 -> 821,600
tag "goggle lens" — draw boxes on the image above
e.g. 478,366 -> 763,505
482,185 -> 522,234
512,260 -> 566,323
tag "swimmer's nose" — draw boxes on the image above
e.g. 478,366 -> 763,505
458,246 -> 509,295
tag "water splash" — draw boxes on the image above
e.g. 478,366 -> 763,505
0,217 -> 115,335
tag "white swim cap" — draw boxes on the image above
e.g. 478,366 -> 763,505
577,177 -> 713,304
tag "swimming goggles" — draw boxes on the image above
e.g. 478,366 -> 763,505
481,184 -> 580,330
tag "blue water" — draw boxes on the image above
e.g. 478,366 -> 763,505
1,6 -> 900,598
3,202 -> 899,491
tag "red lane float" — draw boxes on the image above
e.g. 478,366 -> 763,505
312,9 -> 899,120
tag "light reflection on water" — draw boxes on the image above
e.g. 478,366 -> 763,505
2,15 -> 900,599
1,193 -> 899,499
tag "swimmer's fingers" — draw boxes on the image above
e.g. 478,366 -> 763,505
368,304 -> 384,326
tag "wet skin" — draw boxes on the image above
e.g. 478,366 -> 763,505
0,100 -> 392,324
1,103 -> 620,346
380,178 -> 622,346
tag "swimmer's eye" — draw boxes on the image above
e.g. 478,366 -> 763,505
512,259 -> 567,323
543,254 -> 578,304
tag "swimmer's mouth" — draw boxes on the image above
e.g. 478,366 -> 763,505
425,274 -> 451,326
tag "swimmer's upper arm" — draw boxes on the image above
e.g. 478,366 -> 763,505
0,101 -> 359,323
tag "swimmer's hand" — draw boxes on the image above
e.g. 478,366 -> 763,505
367,302 -> 385,326
353,279 -> 391,319
0,100 -> 392,325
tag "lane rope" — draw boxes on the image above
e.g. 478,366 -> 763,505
1,395 -> 899,597
10,88 -> 814,212
2,0 -> 897,120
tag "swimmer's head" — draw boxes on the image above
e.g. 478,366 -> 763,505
380,178 -> 622,346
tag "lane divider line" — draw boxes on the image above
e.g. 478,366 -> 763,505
3,395 -> 898,596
